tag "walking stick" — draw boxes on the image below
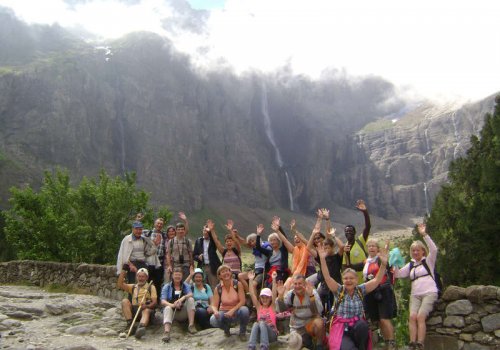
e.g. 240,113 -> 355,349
126,280 -> 153,338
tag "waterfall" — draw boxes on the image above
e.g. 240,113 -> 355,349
451,111 -> 461,159
117,116 -> 126,174
422,111 -> 433,215
261,83 -> 296,211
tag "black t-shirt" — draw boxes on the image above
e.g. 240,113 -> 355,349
316,254 -> 342,284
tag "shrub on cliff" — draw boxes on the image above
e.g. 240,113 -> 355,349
427,96 -> 500,286
3,168 -> 171,264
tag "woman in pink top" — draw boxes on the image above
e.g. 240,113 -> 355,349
210,265 -> 249,340
394,223 -> 438,350
247,270 -> 278,350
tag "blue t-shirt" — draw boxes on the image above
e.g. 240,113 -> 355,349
192,283 -> 213,308
161,282 -> 191,303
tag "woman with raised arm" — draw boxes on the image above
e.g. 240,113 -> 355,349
238,224 -> 272,292
394,223 -> 438,350
266,216 -> 291,285
247,270 -> 279,350
207,219 -> 242,280
318,242 -> 389,350
363,238 -> 397,350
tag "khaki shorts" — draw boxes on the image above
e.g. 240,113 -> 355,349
410,293 -> 438,317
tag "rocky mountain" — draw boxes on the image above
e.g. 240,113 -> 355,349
0,8 -> 496,226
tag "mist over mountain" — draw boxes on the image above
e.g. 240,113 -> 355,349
0,9 -> 496,225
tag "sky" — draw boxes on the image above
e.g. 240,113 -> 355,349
1,0 -> 499,102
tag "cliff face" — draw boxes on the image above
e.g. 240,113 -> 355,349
0,12 -> 496,220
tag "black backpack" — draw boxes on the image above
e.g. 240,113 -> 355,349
409,259 -> 443,298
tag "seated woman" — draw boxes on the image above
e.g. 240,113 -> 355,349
318,242 -> 389,350
363,238 -> 397,350
186,267 -> 214,330
160,267 -> 196,343
238,224 -> 273,292
210,264 -> 249,340
394,223 -> 438,350
266,216 -> 290,285
247,270 -> 279,350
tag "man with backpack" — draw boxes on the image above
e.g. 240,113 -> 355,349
166,216 -> 194,282
142,217 -> 166,303
343,200 -> 371,280
116,265 -> 157,339
276,275 -> 325,350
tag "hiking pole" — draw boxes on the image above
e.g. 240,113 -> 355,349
126,280 -> 153,338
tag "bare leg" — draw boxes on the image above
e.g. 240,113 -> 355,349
409,313 -> 418,342
379,318 -> 394,341
122,299 -> 133,320
417,313 -> 427,344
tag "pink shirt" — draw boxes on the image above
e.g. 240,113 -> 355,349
395,235 -> 438,296
220,283 -> 240,311
258,305 -> 277,332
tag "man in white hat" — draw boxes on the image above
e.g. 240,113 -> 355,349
116,265 -> 157,339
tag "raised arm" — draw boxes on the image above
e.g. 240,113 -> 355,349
322,208 -> 332,234
291,219 -> 308,244
207,219 -> 224,255
364,243 -> 389,293
179,211 -> 189,235
184,265 -> 195,284
306,225 -> 320,258
272,216 -> 294,253
327,227 -> 345,256
317,245 -> 340,293
255,225 -> 272,257
226,220 -> 242,253
247,270 -> 260,310
356,200 -> 371,241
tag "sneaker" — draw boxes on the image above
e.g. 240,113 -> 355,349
162,332 -> 171,343
408,342 -> 417,350
134,326 -> 146,339
238,333 -> 247,341
188,324 -> 197,334
386,339 -> 397,350
415,343 -> 424,350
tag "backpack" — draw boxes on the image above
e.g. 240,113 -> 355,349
356,238 -> 368,259
216,279 -> 239,308
409,259 -> 443,298
289,291 -> 320,317
129,283 -> 153,304
327,286 -> 364,330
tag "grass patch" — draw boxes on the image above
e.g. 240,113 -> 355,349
43,283 -> 90,295
360,119 -> 395,133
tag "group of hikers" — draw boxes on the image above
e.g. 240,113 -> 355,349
115,200 -> 440,350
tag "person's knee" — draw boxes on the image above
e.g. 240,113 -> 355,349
409,313 -> 418,322
209,315 -> 218,327
416,313 -> 427,323
313,318 -> 324,333
239,306 -> 249,317
121,299 -> 131,307
185,297 -> 195,310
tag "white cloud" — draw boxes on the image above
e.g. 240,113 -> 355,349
1,0 -> 499,101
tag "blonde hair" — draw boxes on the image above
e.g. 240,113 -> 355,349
268,233 -> 282,248
246,233 -> 257,244
366,238 -> 380,248
342,268 -> 358,278
410,240 -> 428,256
217,264 -> 231,277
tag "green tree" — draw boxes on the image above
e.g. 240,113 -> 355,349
426,96 -> 500,286
4,168 -> 171,264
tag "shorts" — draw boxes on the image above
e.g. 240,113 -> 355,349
365,284 -> 397,321
410,293 -> 438,317
304,317 -> 322,336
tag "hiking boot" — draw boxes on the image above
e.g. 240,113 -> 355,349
188,324 -> 197,334
415,342 -> 424,350
162,332 -> 171,343
134,325 -> 146,339
408,342 -> 417,350
238,333 -> 247,341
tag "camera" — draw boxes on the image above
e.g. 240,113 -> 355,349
179,255 -> 184,264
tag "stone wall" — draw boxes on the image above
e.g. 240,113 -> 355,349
426,285 -> 500,350
0,260 -> 121,301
